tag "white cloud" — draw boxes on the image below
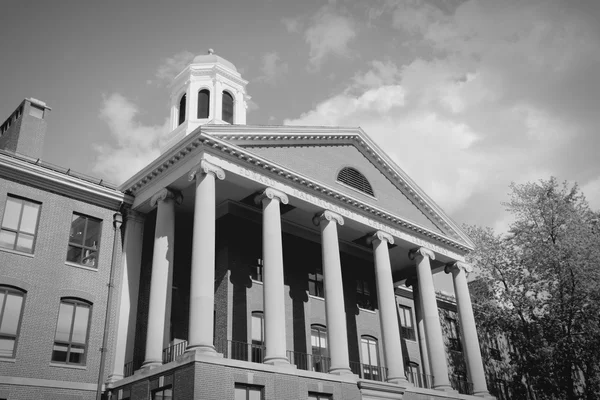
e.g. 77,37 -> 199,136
582,177 -> 600,211
305,6 -> 356,70
281,17 -> 302,33
256,52 -> 289,85
149,51 -> 195,85
92,93 -> 169,184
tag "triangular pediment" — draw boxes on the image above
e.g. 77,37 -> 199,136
202,125 -> 474,248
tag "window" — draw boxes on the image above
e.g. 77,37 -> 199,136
308,393 -> 332,400
356,279 -> 374,310
197,89 -> 210,119
52,299 -> 91,365
337,167 -> 374,197
489,334 -> 501,361
66,213 -> 101,268
235,384 -> 262,400
150,374 -> 173,400
0,286 -> 26,358
311,325 -> 329,372
115,387 -> 131,400
251,312 -> 264,363
250,258 -> 263,282
222,91 -> 234,124
398,305 -> 416,340
178,93 -> 186,125
447,318 -> 462,352
0,195 -> 41,254
361,336 -> 381,381
308,265 -> 324,298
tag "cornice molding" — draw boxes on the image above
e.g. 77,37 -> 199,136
254,187 -> 288,206
409,247 -> 436,261
312,210 -> 344,227
189,159 -> 225,181
367,230 -> 394,246
0,153 -> 131,210
119,127 -> 472,254
150,188 -> 183,208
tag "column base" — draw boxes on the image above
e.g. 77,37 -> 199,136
106,373 -> 124,384
140,360 -> 162,370
386,376 -> 412,386
263,356 -> 294,368
432,385 -> 457,393
328,367 -> 354,376
185,345 -> 222,357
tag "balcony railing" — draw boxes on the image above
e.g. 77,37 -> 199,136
215,338 -> 266,364
163,341 -> 187,364
287,350 -> 330,372
350,361 -> 388,382
449,374 -> 474,395
406,371 -> 433,389
123,360 -> 134,378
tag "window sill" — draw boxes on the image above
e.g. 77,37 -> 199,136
49,362 -> 87,370
308,294 -> 324,301
0,247 -> 34,258
0,357 -> 16,363
358,307 -> 376,314
65,262 -> 98,272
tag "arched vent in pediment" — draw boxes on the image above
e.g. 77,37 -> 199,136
337,167 -> 374,197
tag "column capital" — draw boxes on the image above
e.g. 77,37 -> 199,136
444,261 -> 473,275
255,187 -> 288,205
312,210 -> 344,226
367,231 -> 394,246
150,188 -> 183,208
408,247 -> 435,261
189,160 -> 225,181
124,209 -> 146,224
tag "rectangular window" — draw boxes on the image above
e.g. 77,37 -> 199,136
308,393 -> 332,400
150,374 -> 173,400
250,258 -> 263,282
0,286 -> 26,358
235,384 -> 262,400
447,318 -> 462,352
308,265 -> 324,298
251,312 -> 265,363
51,299 -> 91,365
66,213 -> 101,268
356,280 -> 374,310
0,195 -> 41,254
398,305 -> 416,341
361,336 -> 381,381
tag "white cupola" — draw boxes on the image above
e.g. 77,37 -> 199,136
162,49 -> 249,152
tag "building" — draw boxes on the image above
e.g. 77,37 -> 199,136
0,52 -> 495,400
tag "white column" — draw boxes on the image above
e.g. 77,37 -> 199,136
188,82 -> 199,122
410,281 -> 432,380
409,247 -> 453,391
214,80 -> 222,121
107,210 -> 145,382
141,189 -> 181,369
313,211 -> 351,375
186,160 -> 225,354
446,262 -> 491,398
255,188 -> 290,366
370,232 -> 409,385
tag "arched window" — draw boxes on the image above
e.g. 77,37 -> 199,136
360,336 -> 381,381
337,167 -> 374,197
178,93 -> 186,125
222,91 -> 234,124
197,89 -> 210,119
0,286 -> 26,358
52,298 -> 92,365
251,311 -> 264,363
311,325 -> 329,372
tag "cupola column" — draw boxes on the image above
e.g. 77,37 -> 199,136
186,160 -> 225,354
313,211 -> 352,375
142,188 -> 181,369
255,188 -> 290,366
370,232 -> 410,385
409,247 -> 452,391
446,262 -> 491,397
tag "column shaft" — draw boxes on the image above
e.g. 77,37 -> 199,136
315,212 -> 351,375
187,161 -> 224,353
412,248 -> 452,391
142,190 -> 178,368
258,188 -> 289,365
448,263 -> 490,397
372,232 -> 409,385
412,283 -> 432,380
108,211 -> 144,381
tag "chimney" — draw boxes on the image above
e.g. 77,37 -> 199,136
0,98 -> 51,159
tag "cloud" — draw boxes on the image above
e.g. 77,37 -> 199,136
304,6 -> 356,69
256,52 -> 289,85
92,93 -> 169,184
285,0 -> 600,231
149,51 -> 195,86
281,17 -> 302,33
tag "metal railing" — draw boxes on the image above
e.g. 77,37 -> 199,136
216,338 -> 266,364
162,341 -> 188,364
287,350 -> 330,372
123,360 -> 134,378
450,374 -> 474,395
406,371 -> 433,389
350,361 -> 388,382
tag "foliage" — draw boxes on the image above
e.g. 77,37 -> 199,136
465,177 -> 600,400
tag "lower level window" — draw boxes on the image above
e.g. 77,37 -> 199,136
309,393 -> 332,400
52,298 -> 91,365
235,384 -> 262,400
150,374 -> 173,400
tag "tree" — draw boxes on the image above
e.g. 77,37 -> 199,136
465,177 -> 600,400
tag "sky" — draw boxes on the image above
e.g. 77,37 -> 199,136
1,0 -> 600,237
